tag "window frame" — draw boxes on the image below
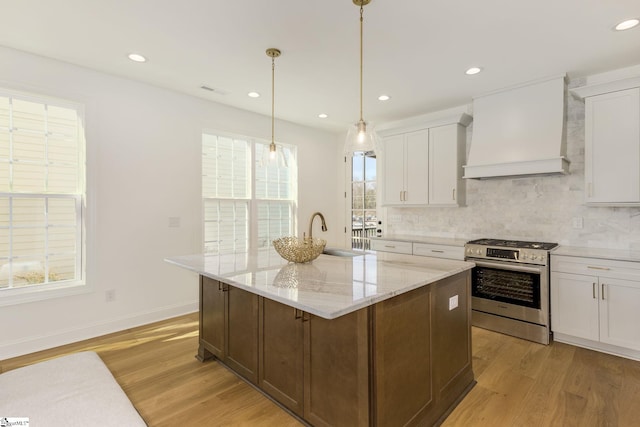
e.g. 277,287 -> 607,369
0,88 -> 87,306
202,130 -> 297,255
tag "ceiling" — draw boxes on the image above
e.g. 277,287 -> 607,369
1,0 -> 639,133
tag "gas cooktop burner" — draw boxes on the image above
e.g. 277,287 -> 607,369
467,238 -> 558,251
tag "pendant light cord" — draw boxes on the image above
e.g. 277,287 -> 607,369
271,55 -> 275,145
359,4 -> 364,123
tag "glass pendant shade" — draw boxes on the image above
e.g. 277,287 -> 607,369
345,119 -> 381,155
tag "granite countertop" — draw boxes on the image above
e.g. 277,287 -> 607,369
552,245 -> 640,263
370,235 -> 468,247
166,249 -> 474,320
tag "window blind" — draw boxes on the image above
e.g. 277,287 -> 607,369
202,133 -> 296,254
0,92 -> 84,291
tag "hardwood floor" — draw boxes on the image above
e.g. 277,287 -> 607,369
2,313 -> 640,426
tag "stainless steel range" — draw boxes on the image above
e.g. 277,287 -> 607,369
465,238 -> 558,345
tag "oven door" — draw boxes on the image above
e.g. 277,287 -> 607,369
470,259 -> 548,326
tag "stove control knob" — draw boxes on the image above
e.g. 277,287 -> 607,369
522,253 -> 528,260
530,254 -> 538,261
476,249 -> 481,255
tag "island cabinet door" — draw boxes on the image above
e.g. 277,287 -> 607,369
225,286 -> 259,385
372,285 -> 434,427
258,298 -> 304,417
432,272 -> 473,408
199,276 -> 225,361
303,309 -> 370,427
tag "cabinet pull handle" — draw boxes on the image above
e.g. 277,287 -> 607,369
294,308 -> 302,320
587,182 -> 593,198
602,283 -> 605,300
587,266 -> 610,271
452,189 -> 456,201
592,282 -> 596,299
218,282 -> 228,292
302,312 -> 310,322
431,250 -> 444,253
384,245 -> 396,248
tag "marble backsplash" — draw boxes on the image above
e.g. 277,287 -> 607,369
385,77 -> 640,250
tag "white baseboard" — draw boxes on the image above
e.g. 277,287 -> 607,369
0,301 -> 198,361
554,332 -> 640,361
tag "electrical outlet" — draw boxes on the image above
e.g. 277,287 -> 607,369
105,289 -> 116,302
168,217 -> 181,228
449,295 -> 459,311
572,217 -> 584,229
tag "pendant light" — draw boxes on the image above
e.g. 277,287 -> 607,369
266,48 -> 281,162
344,0 -> 381,155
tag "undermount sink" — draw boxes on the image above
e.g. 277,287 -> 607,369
322,248 -> 365,257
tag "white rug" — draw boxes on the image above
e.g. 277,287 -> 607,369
0,351 -> 147,426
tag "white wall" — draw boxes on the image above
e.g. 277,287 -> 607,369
385,68 -> 640,250
0,46 -> 344,360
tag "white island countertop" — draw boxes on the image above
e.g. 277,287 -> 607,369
166,249 -> 475,320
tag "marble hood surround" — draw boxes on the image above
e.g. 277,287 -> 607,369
463,74 -> 570,179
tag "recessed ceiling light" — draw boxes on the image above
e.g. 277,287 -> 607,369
318,113 -> 328,119
378,95 -> 390,101
128,53 -> 147,63
248,92 -> 260,98
615,18 -> 639,31
465,67 -> 482,75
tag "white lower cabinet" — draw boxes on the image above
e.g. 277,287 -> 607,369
551,254 -> 640,358
599,277 -> 640,351
412,242 -> 465,260
551,272 -> 600,341
371,239 -> 464,260
369,239 -> 413,255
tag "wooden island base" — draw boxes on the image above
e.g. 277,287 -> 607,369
197,270 -> 474,427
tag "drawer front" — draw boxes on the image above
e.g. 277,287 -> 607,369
370,239 -> 413,255
552,255 -> 640,281
413,243 -> 464,260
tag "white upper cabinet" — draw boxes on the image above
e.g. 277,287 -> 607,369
585,88 -> 640,205
381,130 -> 429,206
379,111 -> 470,207
429,124 -> 466,206
572,77 -> 640,206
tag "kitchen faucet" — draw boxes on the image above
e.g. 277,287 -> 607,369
307,212 -> 327,240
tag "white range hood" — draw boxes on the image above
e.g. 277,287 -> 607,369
463,75 -> 569,179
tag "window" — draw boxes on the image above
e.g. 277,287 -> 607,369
0,90 -> 85,301
202,133 -> 296,254
351,151 -> 377,250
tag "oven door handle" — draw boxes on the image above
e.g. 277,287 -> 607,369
471,260 -> 543,274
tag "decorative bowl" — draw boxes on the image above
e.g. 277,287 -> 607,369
273,236 -> 327,263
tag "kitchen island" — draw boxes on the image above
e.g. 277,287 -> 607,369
166,249 -> 475,427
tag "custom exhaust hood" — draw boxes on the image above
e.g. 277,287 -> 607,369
463,75 -> 569,179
